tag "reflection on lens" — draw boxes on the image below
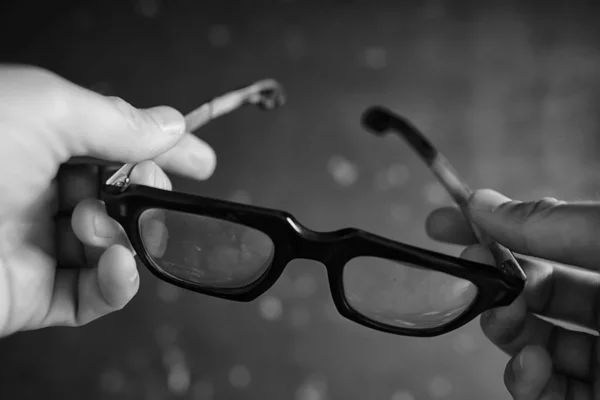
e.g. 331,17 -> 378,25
138,209 -> 275,288
343,256 -> 478,329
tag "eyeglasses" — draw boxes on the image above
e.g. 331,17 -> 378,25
73,80 -> 526,337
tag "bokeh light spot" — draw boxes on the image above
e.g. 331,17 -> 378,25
428,376 -> 453,398
424,182 -> 449,205
136,0 -> 161,18
296,375 -> 328,400
363,46 -> 388,70
157,281 -> 180,303
229,364 -> 251,389
208,25 -> 232,48
99,368 -> 126,394
390,390 -> 416,400
328,155 -> 358,186
259,295 -> 283,320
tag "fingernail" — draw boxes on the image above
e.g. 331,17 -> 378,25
469,189 -> 511,213
145,106 -> 185,135
94,216 -> 116,238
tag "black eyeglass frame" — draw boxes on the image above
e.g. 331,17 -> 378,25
101,182 -> 524,337
73,79 -> 525,337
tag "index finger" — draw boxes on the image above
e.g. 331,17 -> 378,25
66,132 -> 216,182
469,190 -> 600,271
152,133 -> 216,181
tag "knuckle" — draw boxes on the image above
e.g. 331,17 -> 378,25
109,96 -> 160,134
506,198 -> 564,254
110,96 -> 144,131
522,260 -> 555,315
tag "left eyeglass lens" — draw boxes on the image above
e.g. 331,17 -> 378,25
138,209 -> 275,289
343,256 -> 478,330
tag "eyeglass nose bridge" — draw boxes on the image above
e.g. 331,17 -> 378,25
281,215 -> 352,267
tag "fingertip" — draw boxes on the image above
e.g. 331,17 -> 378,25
459,244 -> 495,265
153,133 -> 217,181
97,245 -> 140,309
144,105 -> 186,136
480,295 -> 528,346
519,345 -> 552,375
185,138 -> 217,180
139,211 -> 169,258
71,198 -> 104,240
424,208 -> 452,239
507,345 -> 552,398
196,139 -> 217,179
72,198 -> 129,249
129,160 -> 172,190
425,207 -> 476,245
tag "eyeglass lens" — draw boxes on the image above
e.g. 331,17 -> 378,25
343,257 -> 478,330
137,208 -> 478,330
138,208 -> 275,289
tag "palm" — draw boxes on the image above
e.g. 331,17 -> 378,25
0,177 -> 60,336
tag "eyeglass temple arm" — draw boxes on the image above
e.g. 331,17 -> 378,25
100,79 -> 286,186
361,106 -> 527,283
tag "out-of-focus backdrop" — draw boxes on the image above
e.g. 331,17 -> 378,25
2,0 -> 600,399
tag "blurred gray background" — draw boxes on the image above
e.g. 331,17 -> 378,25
2,0 -> 600,399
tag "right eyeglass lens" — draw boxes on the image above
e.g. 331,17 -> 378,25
138,208 -> 275,289
342,256 -> 478,330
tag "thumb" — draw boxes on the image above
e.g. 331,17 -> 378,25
468,188 -> 600,269
35,68 -> 185,162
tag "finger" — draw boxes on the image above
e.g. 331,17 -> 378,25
42,244 -> 139,327
519,258 -> 600,332
128,160 -> 173,190
71,200 -> 129,251
153,133 -> 217,181
482,291 -> 596,383
10,67 -> 186,162
511,369 -> 590,400
138,210 -> 169,258
73,201 -> 169,261
462,245 -> 595,382
6,67 -> 217,182
68,94 -> 185,161
425,206 -> 477,245
72,161 -> 171,249
468,188 -> 600,271
504,345 -> 553,400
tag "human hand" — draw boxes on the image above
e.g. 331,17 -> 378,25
0,65 -> 216,337
426,188 -> 600,399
